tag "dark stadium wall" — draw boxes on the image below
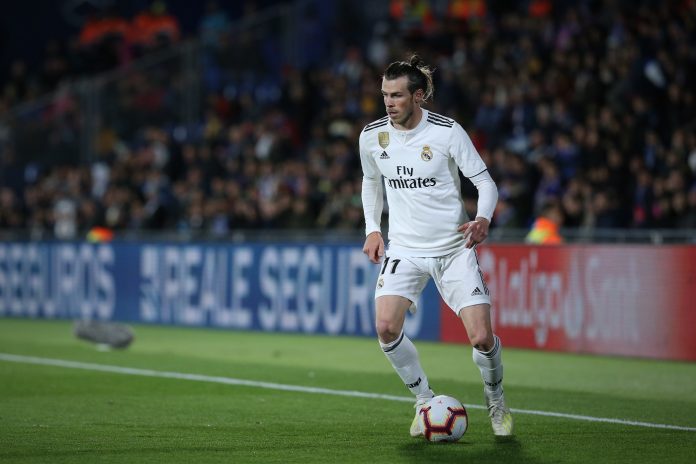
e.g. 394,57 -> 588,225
0,0 -> 291,81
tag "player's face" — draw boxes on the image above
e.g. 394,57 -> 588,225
382,76 -> 422,129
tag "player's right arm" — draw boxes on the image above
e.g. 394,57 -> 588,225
362,231 -> 384,264
359,129 -> 385,264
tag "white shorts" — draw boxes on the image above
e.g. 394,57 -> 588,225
374,245 -> 491,314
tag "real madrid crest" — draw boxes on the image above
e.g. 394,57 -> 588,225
377,277 -> 384,289
378,132 -> 390,148
421,145 -> 433,161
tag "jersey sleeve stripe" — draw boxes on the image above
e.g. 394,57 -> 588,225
365,116 -> 388,126
364,116 -> 389,132
426,118 -> 454,128
427,112 -> 454,124
364,121 -> 388,132
467,168 -> 488,178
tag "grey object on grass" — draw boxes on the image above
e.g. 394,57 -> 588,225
73,320 -> 134,349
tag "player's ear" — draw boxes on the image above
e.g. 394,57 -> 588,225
414,88 -> 425,104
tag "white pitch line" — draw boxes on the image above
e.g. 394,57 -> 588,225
2,353 -> 695,433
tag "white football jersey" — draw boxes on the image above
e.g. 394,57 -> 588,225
359,109 -> 489,257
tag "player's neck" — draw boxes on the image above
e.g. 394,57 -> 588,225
393,106 -> 423,131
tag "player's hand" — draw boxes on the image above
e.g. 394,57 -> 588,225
458,217 -> 490,248
362,232 -> 385,264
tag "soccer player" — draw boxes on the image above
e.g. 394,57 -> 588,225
359,55 -> 513,436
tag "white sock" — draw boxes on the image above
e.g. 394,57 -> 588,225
380,331 -> 434,402
472,335 -> 504,401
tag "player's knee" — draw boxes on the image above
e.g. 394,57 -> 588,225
376,319 -> 401,343
469,331 -> 494,351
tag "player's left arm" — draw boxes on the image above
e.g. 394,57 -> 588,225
449,123 -> 499,248
458,170 -> 497,248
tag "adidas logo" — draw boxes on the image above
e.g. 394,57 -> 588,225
380,151 -> 390,159
471,287 -> 483,296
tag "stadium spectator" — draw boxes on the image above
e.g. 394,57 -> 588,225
389,0 -> 436,38
198,1 -> 230,49
448,0 -> 487,22
3,60 -> 34,106
78,7 -> 131,72
0,187 -> 22,229
41,40 -> 71,92
130,1 -> 181,55
526,200 -> 564,244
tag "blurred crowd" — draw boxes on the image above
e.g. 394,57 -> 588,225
1,0 -> 696,239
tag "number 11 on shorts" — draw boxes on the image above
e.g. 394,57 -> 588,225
381,257 -> 401,275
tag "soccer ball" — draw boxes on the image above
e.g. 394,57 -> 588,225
418,395 -> 468,442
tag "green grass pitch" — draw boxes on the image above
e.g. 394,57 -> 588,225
1,318 -> 695,463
